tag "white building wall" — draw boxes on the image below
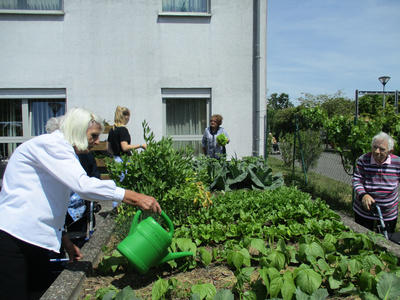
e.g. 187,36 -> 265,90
0,0 -> 267,158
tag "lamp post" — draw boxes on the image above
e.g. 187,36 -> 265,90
379,76 -> 391,108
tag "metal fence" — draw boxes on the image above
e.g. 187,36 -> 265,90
271,149 -> 352,186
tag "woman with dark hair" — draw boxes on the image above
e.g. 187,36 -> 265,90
202,114 -> 230,159
0,107 -> 161,299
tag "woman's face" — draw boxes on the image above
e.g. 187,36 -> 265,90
75,123 -> 101,154
86,123 -> 102,149
210,118 -> 218,130
123,113 -> 130,125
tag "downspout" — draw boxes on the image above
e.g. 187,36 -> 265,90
252,0 -> 261,156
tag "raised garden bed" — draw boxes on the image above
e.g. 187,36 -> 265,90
48,188 -> 400,300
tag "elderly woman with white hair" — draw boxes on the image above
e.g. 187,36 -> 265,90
353,131 -> 400,235
0,108 -> 161,299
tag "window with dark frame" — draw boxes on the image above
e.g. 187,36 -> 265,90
162,0 -> 209,13
0,97 -> 65,159
0,0 -> 63,11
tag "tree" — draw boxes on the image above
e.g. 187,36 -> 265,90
321,97 -> 354,118
267,93 -> 294,139
272,107 -> 297,139
267,93 -> 293,110
298,90 -> 354,118
358,94 -> 396,116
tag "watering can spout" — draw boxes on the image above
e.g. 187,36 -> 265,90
159,251 -> 193,264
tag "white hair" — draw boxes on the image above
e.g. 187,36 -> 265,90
60,107 -> 104,151
45,116 -> 65,133
372,132 -> 394,151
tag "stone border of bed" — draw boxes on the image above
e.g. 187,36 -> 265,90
40,202 -> 115,300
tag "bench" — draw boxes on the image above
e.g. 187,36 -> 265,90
91,141 -> 111,180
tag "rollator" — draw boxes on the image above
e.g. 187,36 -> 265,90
373,203 -> 400,245
49,193 -> 101,265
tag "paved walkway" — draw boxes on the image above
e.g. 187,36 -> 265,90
272,151 -> 353,185
308,151 -> 352,185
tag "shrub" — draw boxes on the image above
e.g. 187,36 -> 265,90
279,133 -> 294,167
296,129 -> 324,173
106,121 -> 200,234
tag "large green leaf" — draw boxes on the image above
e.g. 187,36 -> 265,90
328,275 -> 342,290
226,170 -> 249,187
175,238 -> 197,254
316,258 -> 330,274
359,271 -> 375,292
298,242 -> 324,261
191,283 -> 217,300
377,273 -> 400,300
228,248 -> 251,270
294,287 -> 309,300
199,247 -> 212,266
258,268 -> 270,290
248,238 -> 267,256
348,259 -> 362,277
267,250 -> 286,270
248,168 -> 267,189
152,278 -> 169,300
295,268 -> 322,295
281,271 -> 296,300
269,276 -> 284,298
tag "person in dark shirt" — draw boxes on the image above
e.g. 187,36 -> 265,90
107,106 -> 146,159
202,114 -> 230,159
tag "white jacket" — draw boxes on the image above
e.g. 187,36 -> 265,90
0,130 -> 125,252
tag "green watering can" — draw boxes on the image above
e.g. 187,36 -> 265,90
117,210 -> 193,274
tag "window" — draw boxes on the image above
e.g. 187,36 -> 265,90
0,0 -> 62,11
0,89 -> 66,159
162,88 -> 210,155
162,0 -> 209,13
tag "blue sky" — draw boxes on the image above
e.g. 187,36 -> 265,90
267,0 -> 400,105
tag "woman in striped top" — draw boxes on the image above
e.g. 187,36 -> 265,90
352,132 -> 400,233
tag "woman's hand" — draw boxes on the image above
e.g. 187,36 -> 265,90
62,234 -> 83,262
123,190 -> 161,214
361,194 -> 375,211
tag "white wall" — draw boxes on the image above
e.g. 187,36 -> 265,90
0,0 -> 267,157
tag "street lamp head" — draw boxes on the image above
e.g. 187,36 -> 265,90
379,76 -> 391,86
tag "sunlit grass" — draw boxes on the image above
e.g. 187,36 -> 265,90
268,156 -> 353,216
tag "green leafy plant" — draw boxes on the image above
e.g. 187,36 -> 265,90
296,129 -> 324,173
92,182 -> 400,299
216,134 -> 229,146
106,121 -> 199,234
97,250 -> 127,275
279,132 -> 295,167
194,155 -> 284,191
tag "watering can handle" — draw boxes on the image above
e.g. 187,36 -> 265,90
128,210 -> 174,238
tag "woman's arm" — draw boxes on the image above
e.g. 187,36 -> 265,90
123,190 -> 161,214
120,141 -> 146,152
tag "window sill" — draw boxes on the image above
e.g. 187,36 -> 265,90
158,11 -> 211,18
0,9 -> 64,15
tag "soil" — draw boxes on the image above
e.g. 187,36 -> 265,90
79,264 -> 236,299
77,236 -> 237,299
77,234 -> 362,300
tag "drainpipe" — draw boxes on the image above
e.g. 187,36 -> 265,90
252,0 -> 261,156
